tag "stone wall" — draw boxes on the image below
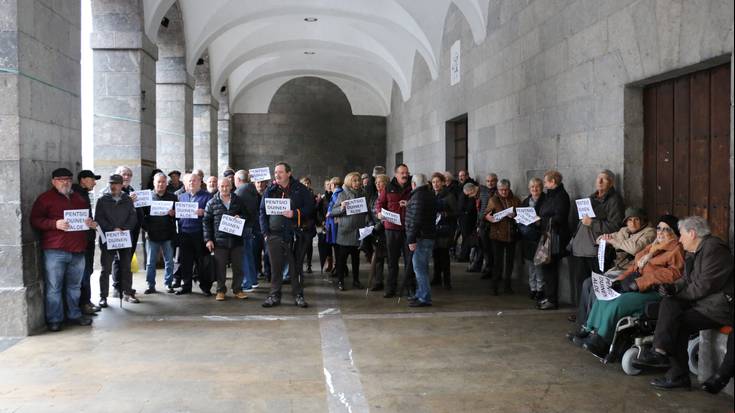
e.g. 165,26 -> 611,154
0,0 -> 81,336
232,77 -> 386,187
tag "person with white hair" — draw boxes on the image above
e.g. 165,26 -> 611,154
404,173 -> 437,307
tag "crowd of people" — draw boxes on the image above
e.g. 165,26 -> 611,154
31,162 -> 733,393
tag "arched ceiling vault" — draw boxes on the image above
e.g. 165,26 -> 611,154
144,0 -> 490,115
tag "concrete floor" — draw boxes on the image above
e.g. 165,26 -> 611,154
0,259 -> 732,413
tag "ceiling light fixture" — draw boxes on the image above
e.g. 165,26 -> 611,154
304,17 -> 318,22
160,17 -> 170,28
196,58 -> 205,65
304,51 -> 316,55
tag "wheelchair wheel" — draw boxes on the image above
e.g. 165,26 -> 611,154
688,336 -> 701,375
622,347 -> 642,376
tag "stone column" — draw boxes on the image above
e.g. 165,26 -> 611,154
91,0 -> 157,190
0,0 -> 81,336
217,90 -> 231,172
155,3 -> 193,174
193,55 -> 218,176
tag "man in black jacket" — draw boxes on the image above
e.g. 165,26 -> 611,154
259,162 -> 314,308
73,170 -> 101,315
405,174 -> 437,307
234,170 -> 259,292
141,172 -> 177,294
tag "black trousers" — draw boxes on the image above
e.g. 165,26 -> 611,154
576,276 -> 597,327
568,256 -> 601,306
214,245 -> 243,294
433,247 -> 451,284
80,241 -> 95,306
539,258 -> 561,304
111,227 -> 140,292
100,245 -> 132,297
654,297 -> 722,379
267,233 -> 307,299
491,240 -> 515,288
336,245 -> 360,284
180,232 -> 206,292
385,229 -> 414,295
716,333 -> 734,380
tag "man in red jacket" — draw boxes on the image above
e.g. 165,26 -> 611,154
30,168 -> 95,332
375,163 -> 413,298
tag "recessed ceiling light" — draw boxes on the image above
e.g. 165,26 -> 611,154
304,51 -> 316,55
304,17 -> 318,22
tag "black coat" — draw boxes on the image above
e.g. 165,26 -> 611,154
203,192 -> 246,248
538,183 -> 571,257
434,187 -> 458,249
141,191 -> 177,242
519,194 -> 545,259
234,183 -> 259,231
259,176 -> 315,238
405,184 -> 437,244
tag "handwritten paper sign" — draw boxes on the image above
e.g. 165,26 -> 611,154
344,197 -> 368,215
515,207 -> 540,226
105,230 -> 132,250
150,201 -> 173,216
591,272 -> 621,301
64,209 -> 89,231
597,239 -> 607,274
358,226 -> 374,241
450,40 -> 461,86
96,226 -> 106,243
265,198 -> 291,215
218,214 -> 245,236
575,198 -> 596,219
175,202 -> 199,219
381,208 -> 401,226
493,207 -> 514,221
249,167 -> 271,182
133,190 -> 152,208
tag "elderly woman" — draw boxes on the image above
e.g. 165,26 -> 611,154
483,179 -> 521,295
329,172 -> 368,291
367,174 -> 390,291
575,215 -> 684,356
325,176 -> 344,274
431,172 -> 458,289
519,178 -> 545,300
536,170 -> 571,310
567,169 -> 625,309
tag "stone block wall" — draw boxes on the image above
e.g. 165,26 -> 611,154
231,77 -> 386,188
0,0 -> 81,336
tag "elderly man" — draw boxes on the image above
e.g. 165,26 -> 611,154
141,173 -> 178,294
206,175 -> 218,194
456,170 -> 478,262
375,163 -> 413,298
96,174 -> 139,305
405,174 -> 436,307
462,181 -> 493,275
167,170 -> 183,193
234,169 -> 259,292
259,162 -> 314,308
176,173 -> 213,295
31,168 -> 95,331
636,216 -> 734,389
72,170 -> 102,316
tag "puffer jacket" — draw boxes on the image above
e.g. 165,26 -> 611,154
405,184 -> 436,244
375,176 -> 411,231
434,187 -> 458,249
329,185 -> 368,247
203,192 -> 246,249
616,239 -> 684,292
570,187 -> 625,257
483,190 -> 521,243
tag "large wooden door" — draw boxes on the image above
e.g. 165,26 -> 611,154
643,63 -> 731,240
445,115 -> 468,173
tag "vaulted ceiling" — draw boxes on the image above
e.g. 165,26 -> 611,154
143,0 -> 491,115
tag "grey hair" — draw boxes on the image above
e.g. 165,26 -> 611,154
115,166 -> 132,175
487,173 -> 498,180
443,171 -> 454,180
463,182 -> 478,193
235,170 -> 247,181
678,216 -> 711,238
412,173 -> 427,186
598,169 -> 616,184
153,172 -> 167,181
191,168 -> 205,178
497,179 -> 511,189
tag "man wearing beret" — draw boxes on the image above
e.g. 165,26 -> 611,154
73,170 -> 102,316
30,168 -> 95,332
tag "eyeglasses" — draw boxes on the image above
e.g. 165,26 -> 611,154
53,177 -> 72,182
656,226 -> 673,232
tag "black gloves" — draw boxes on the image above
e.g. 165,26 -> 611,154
657,283 -> 677,297
610,280 -> 623,293
611,277 -> 639,294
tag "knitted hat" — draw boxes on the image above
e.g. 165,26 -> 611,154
656,214 -> 680,237
623,207 -> 646,223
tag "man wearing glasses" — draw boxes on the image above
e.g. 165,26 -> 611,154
31,168 -> 95,332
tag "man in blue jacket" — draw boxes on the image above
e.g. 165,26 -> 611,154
259,162 -> 314,308
176,173 -> 212,295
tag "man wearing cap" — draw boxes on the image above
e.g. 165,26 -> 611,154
167,170 -> 183,194
141,172 -> 178,294
31,168 -> 95,331
96,174 -> 139,305
72,170 -> 101,316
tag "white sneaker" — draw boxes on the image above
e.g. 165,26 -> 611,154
251,283 -> 260,289
242,287 -> 256,293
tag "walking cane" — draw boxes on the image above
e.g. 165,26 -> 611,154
116,251 -> 123,309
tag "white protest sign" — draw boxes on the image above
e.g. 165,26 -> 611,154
591,272 -> 621,301
218,214 -> 245,236
435,213 -> 442,225
514,207 -> 540,226
381,208 -> 401,226
358,226 -> 374,241
175,202 -> 199,219
105,230 -> 132,250
64,209 -> 89,231
597,239 -> 607,273
96,226 -> 106,244
150,201 -> 173,216
133,190 -> 152,208
344,197 -> 368,215
249,167 -> 271,183
575,198 -> 596,219
265,198 -> 291,215
493,207 -> 514,221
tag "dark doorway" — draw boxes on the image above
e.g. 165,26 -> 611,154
446,114 -> 468,174
643,62 -> 731,240
395,151 -> 403,167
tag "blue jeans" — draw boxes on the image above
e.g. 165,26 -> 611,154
241,233 -> 257,289
43,249 -> 85,323
146,239 -> 174,287
411,239 -> 434,304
